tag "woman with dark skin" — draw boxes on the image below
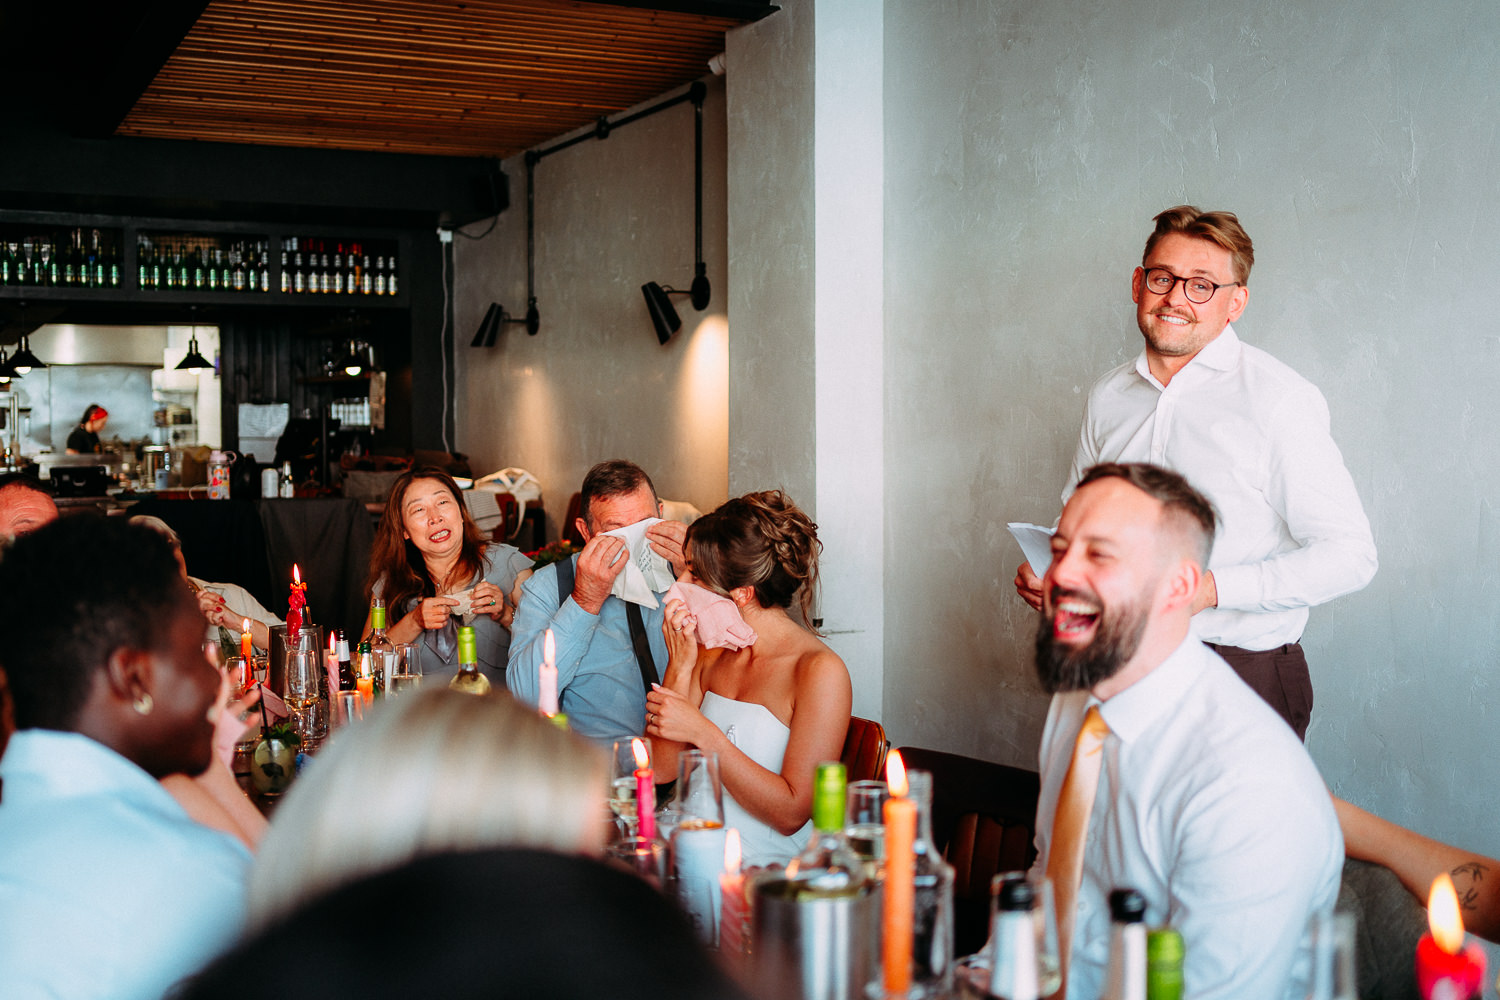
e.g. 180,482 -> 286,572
0,517 -> 251,998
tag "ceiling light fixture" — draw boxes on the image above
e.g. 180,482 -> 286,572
341,339 -> 366,377
175,333 -> 213,372
9,333 -> 45,374
0,347 -> 13,383
640,81 -> 711,344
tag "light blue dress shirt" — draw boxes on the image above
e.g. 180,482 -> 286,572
507,556 -> 668,745
0,729 -> 251,999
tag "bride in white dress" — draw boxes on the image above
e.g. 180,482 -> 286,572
645,491 -> 853,866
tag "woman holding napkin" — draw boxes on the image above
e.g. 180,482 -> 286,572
364,467 -> 532,688
646,490 -> 852,866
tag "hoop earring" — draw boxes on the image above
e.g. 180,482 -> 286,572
132,692 -> 154,716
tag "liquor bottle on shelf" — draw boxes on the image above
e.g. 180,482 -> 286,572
37,239 -> 55,287
279,240 -> 291,293
257,241 -> 271,291
448,625 -> 491,695
784,762 -> 869,898
106,237 -> 120,288
13,242 -> 30,286
332,243 -> 345,294
62,229 -> 80,286
320,243 -> 332,293
190,242 -> 206,290
373,255 -> 387,296
88,230 -> 103,287
231,244 -> 247,292
1102,888 -> 1148,1000
360,253 -> 373,294
0,242 -> 13,285
350,244 -> 364,294
292,238 -> 306,293
207,247 -> 222,291
386,252 -> 398,295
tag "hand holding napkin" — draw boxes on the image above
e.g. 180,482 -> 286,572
665,580 -> 758,650
600,517 -> 676,608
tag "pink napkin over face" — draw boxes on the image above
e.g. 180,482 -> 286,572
665,580 -> 758,651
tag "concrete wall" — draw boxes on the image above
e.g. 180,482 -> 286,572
881,0 -> 1500,860
453,79 -> 731,534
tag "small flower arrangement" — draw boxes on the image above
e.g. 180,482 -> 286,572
527,538 -> 582,570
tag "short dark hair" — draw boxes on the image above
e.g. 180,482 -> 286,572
579,460 -> 658,530
0,472 -> 54,497
0,516 -> 188,730
1076,462 -> 1218,566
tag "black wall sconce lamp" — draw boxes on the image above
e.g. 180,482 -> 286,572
640,81 -> 710,345
471,299 -> 540,347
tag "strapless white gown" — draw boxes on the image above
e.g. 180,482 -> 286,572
700,691 -> 812,866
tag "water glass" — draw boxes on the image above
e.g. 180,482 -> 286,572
387,642 -> 423,696
1305,910 -> 1356,1000
845,778 -> 888,866
675,749 -> 724,829
334,689 -> 365,728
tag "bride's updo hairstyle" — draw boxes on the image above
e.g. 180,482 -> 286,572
686,490 -> 822,626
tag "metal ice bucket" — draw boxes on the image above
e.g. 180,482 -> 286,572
749,876 -> 881,1000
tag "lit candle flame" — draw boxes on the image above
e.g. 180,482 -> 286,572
1429,873 -> 1465,954
724,828 -> 742,875
292,564 -> 301,584
886,748 -> 908,798
631,737 -> 650,771
329,631 -> 338,651
242,618 -> 251,633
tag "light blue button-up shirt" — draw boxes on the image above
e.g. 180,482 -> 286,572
507,556 -> 668,745
0,729 -> 251,999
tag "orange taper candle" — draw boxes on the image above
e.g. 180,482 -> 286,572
240,618 -> 253,662
883,749 -> 916,996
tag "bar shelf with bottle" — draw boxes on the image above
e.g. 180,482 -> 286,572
137,230 -> 273,295
0,224 -> 124,291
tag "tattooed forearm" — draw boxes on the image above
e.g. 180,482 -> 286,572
1451,861 -> 1487,912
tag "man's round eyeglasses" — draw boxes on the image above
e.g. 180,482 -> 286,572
1141,267 -> 1241,305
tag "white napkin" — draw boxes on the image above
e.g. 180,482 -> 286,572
600,517 -> 675,608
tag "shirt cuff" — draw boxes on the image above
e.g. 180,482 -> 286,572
1209,563 -> 1256,611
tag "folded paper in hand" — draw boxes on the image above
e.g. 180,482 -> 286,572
1007,522 -> 1055,577
601,517 -> 676,608
665,580 -> 757,650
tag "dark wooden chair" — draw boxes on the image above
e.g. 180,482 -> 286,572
841,716 -> 889,783
897,746 -> 1041,956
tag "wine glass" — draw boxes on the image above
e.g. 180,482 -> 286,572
609,740 -> 644,838
285,649 -> 322,745
387,642 -> 422,696
674,749 -> 724,830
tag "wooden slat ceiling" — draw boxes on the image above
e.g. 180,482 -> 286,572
115,0 -> 758,158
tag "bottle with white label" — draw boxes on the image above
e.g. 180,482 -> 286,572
278,461 -> 295,499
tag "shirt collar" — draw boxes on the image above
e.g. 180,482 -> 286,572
1094,634 -> 1210,743
1133,322 -> 1243,385
0,729 -> 187,816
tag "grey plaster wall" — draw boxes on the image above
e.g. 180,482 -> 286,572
882,0 -> 1500,855
453,79 -> 731,534
725,1 -> 817,505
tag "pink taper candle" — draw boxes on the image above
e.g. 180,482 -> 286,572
632,738 -> 655,840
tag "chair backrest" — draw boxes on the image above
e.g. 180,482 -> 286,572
896,745 -> 1041,956
840,716 -> 889,783
1337,859 -> 1424,1000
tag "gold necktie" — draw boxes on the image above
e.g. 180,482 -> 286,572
1045,705 -> 1110,999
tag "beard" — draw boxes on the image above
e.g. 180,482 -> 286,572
1033,587 -> 1150,694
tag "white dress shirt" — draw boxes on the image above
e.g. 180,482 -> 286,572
1066,324 -> 1377,649
1033,637 -> 1343,1000
0,730 -> 251,999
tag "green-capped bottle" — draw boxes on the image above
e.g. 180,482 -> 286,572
368,598 -> 393,695
783,762 -> 867,898
1146,927 -> 1184,1000
449,625 -> 491,695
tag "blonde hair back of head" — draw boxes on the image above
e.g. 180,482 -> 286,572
246,688 -> 606,929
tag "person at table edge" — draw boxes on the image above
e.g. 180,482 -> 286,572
507,460 -> 686,744
1030,462 -> 1340,1000
1017,205 -> 1376,740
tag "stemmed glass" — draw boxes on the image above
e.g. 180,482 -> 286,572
387,642 -> 422,696
284,649 -> 322,746
609,740 -> 644,839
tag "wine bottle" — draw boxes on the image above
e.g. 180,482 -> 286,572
257,241 -> 271,292
987,875 -> 1040,1000
373,255 -> 387,296
368,597 -> 393,695
1102,888 -> 1148,1000
292,238 -> 306,293
909,770 -> 957,992
1146,928 -> 1185,1000
0,242 -> 12,285
386,252 -> 398,296
207,246 -> 222,291
784,762 -> 867,898
62,229 -> 79,286
448,625 -> 491,694
332,243 -> 345,294
336,630 -> 356,691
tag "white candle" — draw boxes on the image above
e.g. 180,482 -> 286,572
539,628 -> 559,716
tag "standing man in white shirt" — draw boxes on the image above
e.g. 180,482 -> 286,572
1032,462 -> 1341,1000
1017,206 -> 1377,739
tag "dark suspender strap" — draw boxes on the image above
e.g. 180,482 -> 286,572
558,554 -> 658,692
555,554 -> 575,606
626,601 -> 660,691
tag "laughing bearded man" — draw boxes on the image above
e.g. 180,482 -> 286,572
1029,462 -> 1341,1000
